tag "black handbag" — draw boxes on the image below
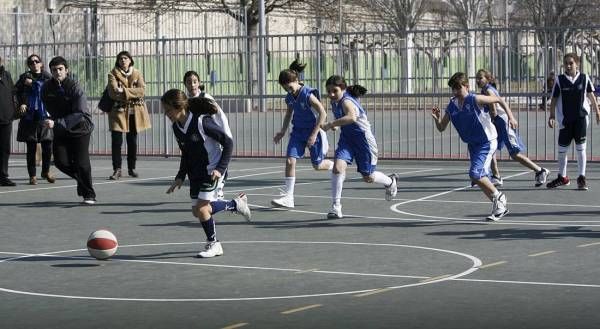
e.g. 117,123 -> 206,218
98,87 -> 114,112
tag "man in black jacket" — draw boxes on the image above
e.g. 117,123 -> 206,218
0,56 -> 17,186
42,56 -> 96,204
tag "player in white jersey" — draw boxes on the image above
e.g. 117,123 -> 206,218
183,70 -> 229,199
476,69 -> 549,187
321,75 -> 398,219
431,72 -> 510,221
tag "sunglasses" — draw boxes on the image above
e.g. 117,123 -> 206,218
27,59 -> 41,65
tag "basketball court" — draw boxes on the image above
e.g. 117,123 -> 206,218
1,157 -> 599,328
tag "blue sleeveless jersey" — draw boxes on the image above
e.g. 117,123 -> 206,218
446,93 -> 497,145
286,84 -> 320,129
331,92 -> 377,148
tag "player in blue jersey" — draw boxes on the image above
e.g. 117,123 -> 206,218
476,69 -> 550,187
431,72 -> 509,221
321,75 -> 398,219
161,89 -> 251,258
547,53 -> 600,190
271,60 -> 333,208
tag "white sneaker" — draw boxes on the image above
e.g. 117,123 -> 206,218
233,193 -> 252,222
327,203 -> 343,219
197,241 -> 223,258
535,168 -> 550,187
490,175 -> 503,187
385,174 -> 398,201
271,193 -> 295,208
487,192 -> 509,221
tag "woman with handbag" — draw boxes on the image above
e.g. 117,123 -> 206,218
106,51 -> 151,180
15,54 -> 55,185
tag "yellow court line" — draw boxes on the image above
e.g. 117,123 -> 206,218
577,241 -> 600,248
420,274 -> 451,283
478,261 -> 507,269
354,287 -> 395,297
221,323 -> 249,329
281,304 -> 322,315
528,250 -> 556,257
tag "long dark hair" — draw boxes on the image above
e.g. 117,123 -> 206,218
278,59 -> 306,85
325,75 -> 367,98
183,70 -> 205,92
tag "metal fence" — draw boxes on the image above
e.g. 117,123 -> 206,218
3,25 -> 600,161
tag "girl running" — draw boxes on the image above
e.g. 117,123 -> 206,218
271,60 -> 333,208
321,75 -> 397,219
161,89 -> 251,258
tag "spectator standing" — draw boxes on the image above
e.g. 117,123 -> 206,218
106,51 -> 151,180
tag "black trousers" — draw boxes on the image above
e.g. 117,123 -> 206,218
26,140 -> 52,177
53,133 -> 96,199
111,114 -> 137,170
0,123 -> 12,179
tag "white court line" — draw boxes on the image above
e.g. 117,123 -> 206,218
0,240 -> 479,301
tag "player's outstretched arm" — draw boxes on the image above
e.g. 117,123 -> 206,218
431,106 -> 449,132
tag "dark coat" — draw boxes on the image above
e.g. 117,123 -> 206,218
41,77 -> 94,137
16,70 -> 53,142
0,66 -> 16,125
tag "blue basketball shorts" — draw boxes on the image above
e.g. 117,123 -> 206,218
468,139 -> 497,180
334,135 -> 377,176
286,128 -> 328,165
494,116 -> 524,155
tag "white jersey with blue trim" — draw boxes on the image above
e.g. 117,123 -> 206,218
286,84 -> 320,129
331,92 -> 378,154
187,91 -> 233,173
446,93 -> 497,145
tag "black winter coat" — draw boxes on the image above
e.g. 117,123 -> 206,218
0,66 -> 16,125
41,77 -> 94,137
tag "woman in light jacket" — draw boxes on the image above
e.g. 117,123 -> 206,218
106,51 -> 151,180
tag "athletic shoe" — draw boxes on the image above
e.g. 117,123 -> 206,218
109,169 -> 122,180
83,197 -> 96,205
385,174 -> 398,201
486,192 -> 508,221
470,180 -> 477,188
534,168 -> 550,187
271,191 -> 295,208
577,175 -> 588,190
233,193 -> 252,222
546,175 -> 570,189
128,169 -> 139,178
0,178 -> 16,186
490,175 -> 503,187
327,203 -> 343,219
41,172 -> 56,183
197,241 -> 223,258
29,176 -> 37,185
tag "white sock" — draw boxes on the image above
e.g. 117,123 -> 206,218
371,171 -> 392,186
558,145 -> 569,177
331,172 -> 345,205
284,177 -> 295,196
576,143 -> 587,176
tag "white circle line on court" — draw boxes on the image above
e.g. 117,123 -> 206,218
0,240 -> 480,302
